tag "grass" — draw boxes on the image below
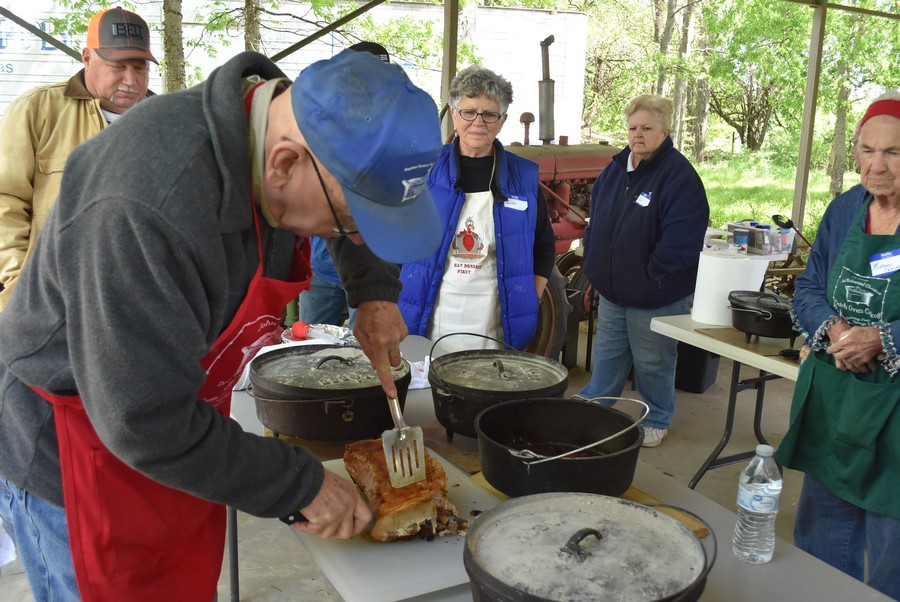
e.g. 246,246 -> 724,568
694,153 -> 853,245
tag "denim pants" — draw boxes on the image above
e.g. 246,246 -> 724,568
578,294 -> 693,430
0,476 -> 79,601
299,273 -> 356,328
794,474 -> 900,600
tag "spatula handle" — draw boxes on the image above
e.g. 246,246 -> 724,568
387,396 -> 406,430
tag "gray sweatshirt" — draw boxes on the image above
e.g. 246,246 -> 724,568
0,51 -> 399,516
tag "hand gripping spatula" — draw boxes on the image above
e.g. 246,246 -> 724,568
381,396 -> 426,488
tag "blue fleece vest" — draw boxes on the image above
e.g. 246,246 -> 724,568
399,140 -> 540,350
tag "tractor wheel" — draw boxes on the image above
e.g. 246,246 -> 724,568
556,250 -> 584,287
525,266 -> 572,360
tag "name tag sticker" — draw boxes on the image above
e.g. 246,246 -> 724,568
504,197 -> 527,211
870,249 -> 900,277
635,193 -> 652,207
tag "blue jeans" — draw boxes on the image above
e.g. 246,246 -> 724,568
0,476 -> 79,601
794,475 -> 900,599
299,274 -> 356,328
578,294 -> 693,430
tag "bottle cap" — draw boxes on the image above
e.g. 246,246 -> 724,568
291,321 -> 312,339
756,444 -> 774,457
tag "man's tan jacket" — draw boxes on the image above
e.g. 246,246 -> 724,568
0,70 -> 107,310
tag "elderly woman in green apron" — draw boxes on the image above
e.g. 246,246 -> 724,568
776,91 -> 900,600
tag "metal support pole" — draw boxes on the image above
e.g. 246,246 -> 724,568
0,7 -> 81,61
790,0 -> 827,232
270,0 -> 389,62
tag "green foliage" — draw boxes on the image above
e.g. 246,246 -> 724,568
46,0 -> 133,43
703,0 -> 810,149
581,0 -> 656,142
348,14 -> 450,72
818,2 -> 900,110
762,127 -> 833,171
696,151 -> 852,244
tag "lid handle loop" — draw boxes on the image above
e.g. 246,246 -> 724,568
560,528 -> 603,561
314,355 -> 353,369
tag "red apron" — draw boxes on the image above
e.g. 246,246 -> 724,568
32,203 -> 310,601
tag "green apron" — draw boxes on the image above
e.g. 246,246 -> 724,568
776,198 -> 900,519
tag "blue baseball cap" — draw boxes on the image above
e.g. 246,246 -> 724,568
292,50 -> 442,264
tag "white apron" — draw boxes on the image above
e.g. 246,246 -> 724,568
428,189 -> 502,352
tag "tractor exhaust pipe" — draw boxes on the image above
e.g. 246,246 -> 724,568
538,35 -> 555,145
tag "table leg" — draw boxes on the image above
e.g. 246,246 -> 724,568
752,369 -> 770,446
228,506 -> 240,602
689,362 -> 781,489
585,290 -> 596,372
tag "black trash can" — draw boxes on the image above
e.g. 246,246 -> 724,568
675,342 -> 720,394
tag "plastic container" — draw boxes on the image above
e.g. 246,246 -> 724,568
732,444 -> 782,564
733,228 -> 749,254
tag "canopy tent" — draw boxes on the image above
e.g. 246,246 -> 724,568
1,1 -> 897,231
784,0 -> 899,230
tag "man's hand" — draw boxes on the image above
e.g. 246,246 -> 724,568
827,323 -> 882,373
353,300 -> 408,397
290,471 -> 372,539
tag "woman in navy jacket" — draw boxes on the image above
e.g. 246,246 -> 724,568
576,94 -> 709,448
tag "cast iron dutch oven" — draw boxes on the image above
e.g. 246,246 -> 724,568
728,290 -> 798,345
475,398 -> 643,498
248,344 -> 411,440
464,492 -> 716,602
428,340 -> 569,440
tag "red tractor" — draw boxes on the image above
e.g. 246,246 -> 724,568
507,140 -> 616,366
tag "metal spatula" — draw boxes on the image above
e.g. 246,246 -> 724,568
381,396 -> 426,488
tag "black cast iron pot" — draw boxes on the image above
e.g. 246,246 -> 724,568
464,492 -> 716,602
475,398 -> 642,498
428,338 -> 569,441
728,290 -> 798,345
248,344 -> 410,440
428,332 -> 569,440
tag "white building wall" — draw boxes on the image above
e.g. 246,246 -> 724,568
0,1 -> 587,144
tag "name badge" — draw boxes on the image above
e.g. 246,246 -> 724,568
635,192 -> 652,207
504,197 -> 527,211
870,248 -> 900,277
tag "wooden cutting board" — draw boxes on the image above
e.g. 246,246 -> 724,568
470,472 -> 709,538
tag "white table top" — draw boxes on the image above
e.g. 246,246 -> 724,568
631,462 -> 892,601
651,314 -> 800,381
229,333 -> 892,601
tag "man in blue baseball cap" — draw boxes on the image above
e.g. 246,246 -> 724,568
0,49 -> 441,600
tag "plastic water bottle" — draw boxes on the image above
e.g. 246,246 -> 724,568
732,444 -> 782,563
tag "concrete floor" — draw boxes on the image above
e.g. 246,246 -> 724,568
0,320 -> 804,601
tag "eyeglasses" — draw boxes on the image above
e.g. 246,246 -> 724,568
454,107 -> 504,124
304,148 -> 359,236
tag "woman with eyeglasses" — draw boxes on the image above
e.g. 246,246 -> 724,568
398,66 -> 555,353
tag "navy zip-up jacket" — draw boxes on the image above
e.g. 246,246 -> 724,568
582,136 -> 708,308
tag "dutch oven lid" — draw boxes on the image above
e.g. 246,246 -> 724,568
466,493 -> 706,602
430,350 -> 567,392
250,345 -> 409,390
728,290 -> 792,315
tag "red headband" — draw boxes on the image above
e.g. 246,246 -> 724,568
860,99 -> 900,128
